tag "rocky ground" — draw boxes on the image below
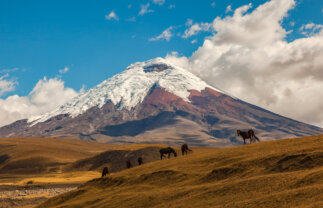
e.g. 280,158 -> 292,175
0,184 -> 78,208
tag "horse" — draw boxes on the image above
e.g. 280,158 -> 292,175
126,160 -> 133,169
159,147 -> 177,160
138,157 -> 143,165
181,143 -> 192,156
101,166 -> 109,177
237,129 -> 260,144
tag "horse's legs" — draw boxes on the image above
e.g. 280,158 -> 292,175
244,138 -> 246,144
160,153 -> 163,160
168,153 -> 170,158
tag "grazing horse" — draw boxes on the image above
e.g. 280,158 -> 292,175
126,160 -> 133,169
159,147 -> 177,160
181,143 -> 192,156
237,129 -> 260,144
101,166 -> 109,177
138,157 -> 143,165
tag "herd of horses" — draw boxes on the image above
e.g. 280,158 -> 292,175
101,129 -> 260,177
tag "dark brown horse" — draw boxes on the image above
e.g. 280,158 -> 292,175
126,160 -> 133,169
138,157 -> 143,165
181,143 -> 192,156
159,147 -> 177,160
101,166 -> 109,177
237,129 -> 260,144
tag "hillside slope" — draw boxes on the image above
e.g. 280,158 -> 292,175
38,135 -> 323,208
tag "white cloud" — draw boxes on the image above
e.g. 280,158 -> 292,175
185,19 -> 193,27
182,22 -> 211,38
165,0 -> 323,127
149,26 -> 173,41
139,3 -> 154,16
59,66 -> 69,74
226,5 -> 232,13
0,68 -> 19,74
153,0 -> 165,6
105,11 -> 119,21
168,4 -> 175,9
300,23 -> 323,37
0,77 -> 78,127
191,39 -> 197,44
0,74 -> 17,96
126,17 -> 136,22
211,2 -> 216,8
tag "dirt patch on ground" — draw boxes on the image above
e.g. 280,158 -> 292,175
0,184 -> 79,208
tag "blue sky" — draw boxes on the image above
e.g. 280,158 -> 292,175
1,0 -> 322,96
1,0 -> 323,128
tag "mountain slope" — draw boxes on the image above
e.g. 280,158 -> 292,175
0,58 -> 322,146
37,135 -> 323,208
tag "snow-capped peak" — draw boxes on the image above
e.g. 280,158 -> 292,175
28,57 -> 224,125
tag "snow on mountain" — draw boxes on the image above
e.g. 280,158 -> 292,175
28,57 -> 224,125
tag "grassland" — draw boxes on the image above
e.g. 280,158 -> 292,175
0,137 -> 118,186
0,137 -> 165,207
37,135 -> 323,208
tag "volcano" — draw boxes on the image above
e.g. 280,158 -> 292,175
0,58 -> 322,146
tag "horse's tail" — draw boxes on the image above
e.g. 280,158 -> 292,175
254,135 -> 260,142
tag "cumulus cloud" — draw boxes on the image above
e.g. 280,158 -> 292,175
226,5 -> 232,13
149,26 -> 173,41
299,23 -> 323,37
0,77 -> 78,127
59,66 -> 69,74
165,0 -> 323,127
139,3 -> 154,16
105,11 -> 119,21
182,22 -> 211,38
153,0 -> 165,6
0,74 -> 17,96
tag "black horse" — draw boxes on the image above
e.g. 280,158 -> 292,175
181,143 -> 192,156
237,129 -> 260,144
126,160 -> 133,169
101,166 -> 109,177
159,147 -> 177,160
138,157 -> 143,165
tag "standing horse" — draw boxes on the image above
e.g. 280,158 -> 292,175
101,166 -> 109,177
181,143 -> 192,156
237,129 -> 260,144
138,157 -> 143,165
159,147 -> 177,160
126,160 -> 133,169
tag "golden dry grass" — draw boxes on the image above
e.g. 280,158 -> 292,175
37,135 -> 323,208
0,137 -> 167,186
0,137 -> 119,186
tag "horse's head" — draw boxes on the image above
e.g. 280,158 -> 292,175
237,130 -> 241,136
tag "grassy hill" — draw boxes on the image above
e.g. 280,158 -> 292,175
0,137 -> 167,207
0,138 -> 167,186
38,135 -> 323,208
